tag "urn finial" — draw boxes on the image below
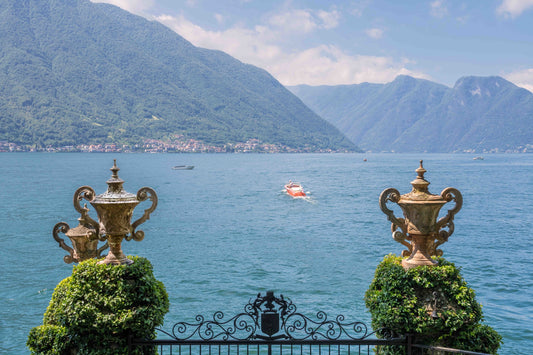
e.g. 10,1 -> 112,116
411,160 -> 429,193
106,159 -> 124,193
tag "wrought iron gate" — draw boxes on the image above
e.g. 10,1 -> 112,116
128,291 -> 406,354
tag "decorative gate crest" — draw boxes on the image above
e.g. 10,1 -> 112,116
156,291 -> 393,342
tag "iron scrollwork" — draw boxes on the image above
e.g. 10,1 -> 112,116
158,291 -> 394,342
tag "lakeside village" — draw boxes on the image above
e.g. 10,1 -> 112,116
2,138 -> 533,154
0,137 -> 347,153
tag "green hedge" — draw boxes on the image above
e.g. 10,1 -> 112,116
365,254 -> 501,354
27,256 -> 169,354
27,325 -> 70,355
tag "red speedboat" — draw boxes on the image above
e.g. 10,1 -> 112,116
285,181 -> 306,197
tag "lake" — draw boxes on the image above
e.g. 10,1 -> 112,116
0,153 -> 531,354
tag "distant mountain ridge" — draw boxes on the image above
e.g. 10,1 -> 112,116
289,75 -> 533,153
0,0 -> 356,151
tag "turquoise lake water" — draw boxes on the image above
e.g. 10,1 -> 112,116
0,153 -> 532,354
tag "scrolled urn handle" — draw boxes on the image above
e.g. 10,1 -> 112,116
426,187 -> 462,256
379,188 -> 406,234
73,186 -> 99,232
53,222 -> 75,264
129,187 -> 158,241
96,241 -> 109,258
436,187 -> 463,238
379,188 -> 411,256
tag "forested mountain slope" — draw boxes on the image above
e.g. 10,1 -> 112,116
289,75 -> 533,152
0,0 -> 356,151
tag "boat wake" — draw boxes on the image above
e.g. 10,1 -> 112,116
300,195 -> 316,204
282,189 -> 316,203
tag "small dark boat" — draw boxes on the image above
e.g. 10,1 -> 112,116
172,165 -> 194,170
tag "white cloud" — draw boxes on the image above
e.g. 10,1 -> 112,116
91,0 -> 428,86
90,0 -> 154,15
430,0 -> 448,18
456,15 -> 469,24
270,45 -> 430,86
504,68 -> 533,93
156,14 -> 283,64
365,28 -> 384,39
156,14 -> 429,86
268,9 -> 317,34
350,0 -> 371,17
316,9 -> 341,29
497,0 -> 533,18
267,8 -> 340,34
214,13 -> 224,24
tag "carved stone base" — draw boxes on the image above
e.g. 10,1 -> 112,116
98,252 -> 133,265
401,234 -> 437,270
97,235 -> 133,265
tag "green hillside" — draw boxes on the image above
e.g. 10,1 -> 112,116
0,0 -> 357,152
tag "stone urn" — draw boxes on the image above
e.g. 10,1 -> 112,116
60,160 -> 157,265
379,161 -> 462,269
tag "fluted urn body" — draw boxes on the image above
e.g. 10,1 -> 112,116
65,222 -> 99,261
91,193 -> 139,237
90,165 -> 140,265
379,161 -> 462,270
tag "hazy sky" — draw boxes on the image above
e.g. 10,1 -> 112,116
91,0 -> 533,92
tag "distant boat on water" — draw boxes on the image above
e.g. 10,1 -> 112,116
473,156 -> 484,160
172,165 -> 194,170
285,181 -> 306,197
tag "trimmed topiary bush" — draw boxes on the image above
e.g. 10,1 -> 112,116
27,325 -> 71,355
365,254 -> 501,354
28,256 -> 169,354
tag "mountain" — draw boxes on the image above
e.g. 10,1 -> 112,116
289,75 -> 533,153
0,0 -> 356,152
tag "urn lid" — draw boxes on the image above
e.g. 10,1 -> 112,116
399,160 -> 446,204
91,160 -> 139,205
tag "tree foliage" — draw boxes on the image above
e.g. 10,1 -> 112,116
27,256 -> 169,355
365,254 -> 502,354
0,0 -> 356,151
